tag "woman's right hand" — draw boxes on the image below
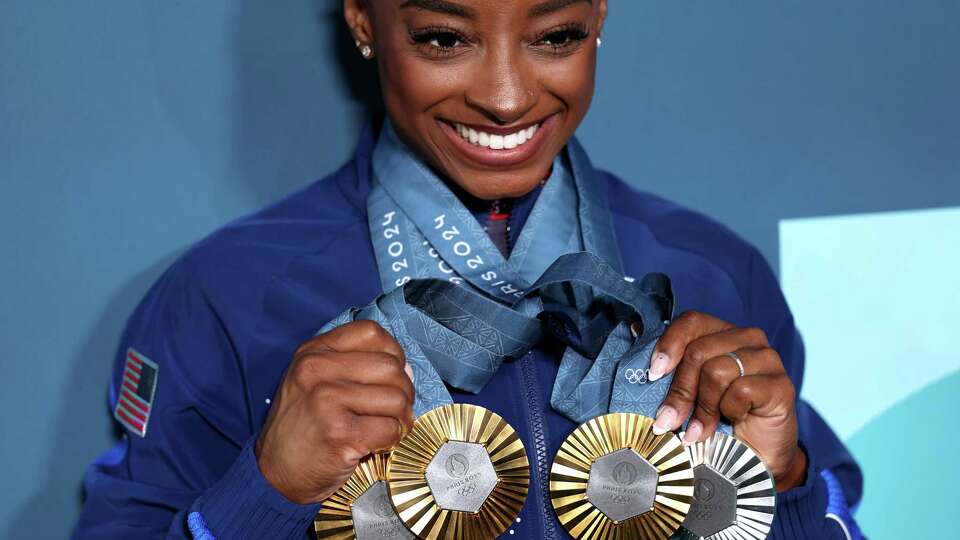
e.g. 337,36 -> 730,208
255,320 -> 415,504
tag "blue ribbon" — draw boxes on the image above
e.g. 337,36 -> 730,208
320,121 -> 729,432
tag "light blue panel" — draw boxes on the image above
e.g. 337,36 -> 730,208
781,207 -> 960,439
781,208 -> 960,539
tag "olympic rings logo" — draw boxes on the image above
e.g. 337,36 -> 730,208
458,484 -> 478,497
623,368 -> 650,384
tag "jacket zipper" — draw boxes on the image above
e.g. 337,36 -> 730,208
494,200 -> 555,536
519,352 -> 558,539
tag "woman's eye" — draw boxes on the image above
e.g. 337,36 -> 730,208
427,32 -> 462,49
535,26 -> 590,52
411,29 -> 467,55
542,30 -> 576,46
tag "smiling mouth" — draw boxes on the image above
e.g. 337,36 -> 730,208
450,122 -> 540,150
437,115 -> 556,169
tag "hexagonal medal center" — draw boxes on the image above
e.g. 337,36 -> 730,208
683,464 -> 738,537
425,441 -> 498,513
350,481 -> 413,540
586,448 -> 659,523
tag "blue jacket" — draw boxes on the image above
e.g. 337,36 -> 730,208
74,122 -> 863,539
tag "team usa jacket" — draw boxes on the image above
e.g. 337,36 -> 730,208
73,122 -> 863,539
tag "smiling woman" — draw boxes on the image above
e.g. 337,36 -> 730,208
72,1 -> 863,539
355,0 -> 603,198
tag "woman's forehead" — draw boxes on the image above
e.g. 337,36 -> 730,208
393,0 -> 594,19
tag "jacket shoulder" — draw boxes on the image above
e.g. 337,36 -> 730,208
130,159 -> 372,345
184,160 -> 369,292
599,170 -> 759,260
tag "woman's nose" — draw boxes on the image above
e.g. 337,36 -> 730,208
464,47 -> 538,125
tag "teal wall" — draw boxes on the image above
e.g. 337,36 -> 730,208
2,2 -> 958,538
781,207 -> 960,539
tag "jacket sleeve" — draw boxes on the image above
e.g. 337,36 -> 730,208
72,261 -> 320,539
746,249 -> 865,540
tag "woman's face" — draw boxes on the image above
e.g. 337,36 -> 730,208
345,0 -> 607,200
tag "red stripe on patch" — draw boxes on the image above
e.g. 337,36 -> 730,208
127,351 -> 143,366
116,407 -> 144,431
126,361 -> 141,375
122,389 -> 149,412
119,399 -> 147,422
122,380 -> 137,394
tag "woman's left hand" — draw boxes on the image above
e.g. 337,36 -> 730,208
647,310 -> 808,491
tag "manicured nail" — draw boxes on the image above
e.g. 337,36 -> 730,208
404,363 -> 415,382
652,405 -> 676,435
648,353 -> 670,381
683,420 -> 703,446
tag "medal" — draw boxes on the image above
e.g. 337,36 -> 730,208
671,432 -> 776,540
314,452 -> 414,540
385,403 -> 529,540
550,413 -> 695,540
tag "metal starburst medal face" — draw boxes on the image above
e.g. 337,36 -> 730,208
385,403 -> 530,540
550,413 -> 695,540
314,452 -> 414,540
671,432 -> 777,540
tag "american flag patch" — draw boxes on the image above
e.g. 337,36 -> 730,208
113,348 -> 159,437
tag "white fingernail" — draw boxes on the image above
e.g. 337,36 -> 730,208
652,405 -> 676,435
648,353 -> 669,381
682,420 -> 702,446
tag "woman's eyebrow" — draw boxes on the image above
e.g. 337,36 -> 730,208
399,0 -> 475,19
528,0 -> 592,18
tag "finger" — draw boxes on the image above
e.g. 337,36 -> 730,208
306,320 -> 406,361
653,327 -> 767,434
683,347 -> 783,444
718,374 -> 796,424
300,351 -> 415,404
349,415 -> 408,454
649,311 -> 735,381
288,350 -> 413,402
335,383 -> 415,433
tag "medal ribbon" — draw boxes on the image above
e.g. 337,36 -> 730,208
321,122 -> 729,432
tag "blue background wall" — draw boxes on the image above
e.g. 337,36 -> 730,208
1,1 -> 958,538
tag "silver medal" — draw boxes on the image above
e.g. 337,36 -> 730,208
672,432 -> 777,540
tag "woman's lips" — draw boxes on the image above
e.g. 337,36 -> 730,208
438,114 -> 556,169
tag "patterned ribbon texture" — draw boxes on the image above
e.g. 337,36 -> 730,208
321,120 -> 730,432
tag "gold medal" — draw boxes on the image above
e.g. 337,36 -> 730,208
550,413 -> 695,540
314,452 -> 414,539
385,403 -> 529,540
671,432 -> 776,540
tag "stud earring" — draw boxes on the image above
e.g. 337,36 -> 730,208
355,39 -> 374,59
596,37 -> 602,48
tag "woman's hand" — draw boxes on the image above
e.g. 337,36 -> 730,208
255,321 -> 415,504
648,311 -> 807,491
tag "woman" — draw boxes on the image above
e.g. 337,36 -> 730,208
74,1 -> 862,538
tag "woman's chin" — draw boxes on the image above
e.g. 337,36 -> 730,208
447,168 -> 551,200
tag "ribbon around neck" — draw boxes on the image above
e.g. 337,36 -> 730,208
318,121 -> 730,433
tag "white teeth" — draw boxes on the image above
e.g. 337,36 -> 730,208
452,122 -> 540,150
